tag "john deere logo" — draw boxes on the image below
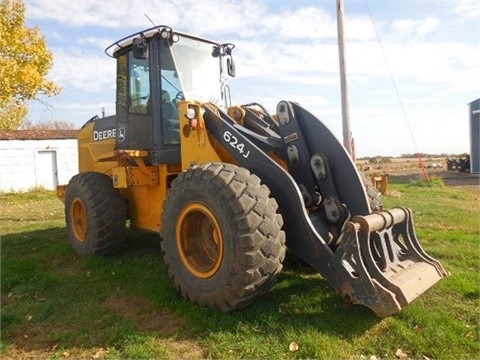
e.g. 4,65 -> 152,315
93,128 -> 116,141
118,127 -> 126,142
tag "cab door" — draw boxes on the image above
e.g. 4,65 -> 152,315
115,37 -> 181,164
115,49 -> 153,151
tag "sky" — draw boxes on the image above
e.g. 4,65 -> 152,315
24,0 -> 479,157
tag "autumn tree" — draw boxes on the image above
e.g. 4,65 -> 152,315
20,119 -> 77,130
0,0 -> 61,130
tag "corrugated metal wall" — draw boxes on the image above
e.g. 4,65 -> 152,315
469,99 -> 479,173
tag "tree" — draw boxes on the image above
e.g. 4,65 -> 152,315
0,0 -> 61,130
20,119 -> 77,130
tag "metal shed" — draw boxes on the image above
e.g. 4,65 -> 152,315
469,99 -> 480,173
0,130 -> 78,192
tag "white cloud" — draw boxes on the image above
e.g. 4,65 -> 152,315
179,1 -> 268,38
341,35 -> 480,104
391,16 -> 440,37
25,0 -> 373,42
28,97 -> 115,124
50,49 -> 115,92
383,41 -> 479,89
25,0 -> 266,34
417,16 -> 441,35
392,19 -> 416,34
77,36 -> 116,51
265,6 -> 336,40
26,0 -> 122,27
25,0 -> 179,28
452,0 -> 480,22
23,0 -> 476,156
346,15 -> 378,41
54,101 -> 115,118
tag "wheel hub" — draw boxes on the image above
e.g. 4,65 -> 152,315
71,196 -> 87,242
176,203 -> 224,279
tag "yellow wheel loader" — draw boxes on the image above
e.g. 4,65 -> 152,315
57,26 -> 446,317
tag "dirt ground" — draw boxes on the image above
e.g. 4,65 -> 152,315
359,157 -> 479,189
388,169 -> 480,188
425,169 -> 479,188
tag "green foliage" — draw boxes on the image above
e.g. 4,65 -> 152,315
365,156 -> 392,164
1,187 -> 479,359
407,175 -> 445,187
399,152 -> 466,158
0,0 -> 61,130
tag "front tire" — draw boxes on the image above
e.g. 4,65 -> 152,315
65,172 -> 126,255
161,163 -> 286,311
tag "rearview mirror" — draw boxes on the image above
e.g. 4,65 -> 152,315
132,37 -> 148,59
227,57 -> 236,77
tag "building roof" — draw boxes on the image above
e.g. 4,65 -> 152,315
0,130 -> 78,140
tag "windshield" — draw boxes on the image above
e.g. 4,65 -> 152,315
169,35 -> 222,104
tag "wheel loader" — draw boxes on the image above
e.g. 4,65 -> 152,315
57,26 -> 446,317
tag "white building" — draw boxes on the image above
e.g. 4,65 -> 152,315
0,130 -> 78,192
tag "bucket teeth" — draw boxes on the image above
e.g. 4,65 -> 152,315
333,207 -> 446,317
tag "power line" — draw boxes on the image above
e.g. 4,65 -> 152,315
363,0 -> 429,180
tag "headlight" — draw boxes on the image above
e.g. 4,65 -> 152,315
186,108 -> 196,120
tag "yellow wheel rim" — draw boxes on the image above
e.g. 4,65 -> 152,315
176,203 -> 224,279
71,196 -> 87,242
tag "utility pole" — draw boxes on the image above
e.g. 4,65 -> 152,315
336,0 -> 354,159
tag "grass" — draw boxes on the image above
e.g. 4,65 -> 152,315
1,182 -> 479,359
407,175 -> 445,187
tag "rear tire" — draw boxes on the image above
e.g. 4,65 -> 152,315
360,172 -> 382,212
65,172 -> 126,255
161,163 -> 286,311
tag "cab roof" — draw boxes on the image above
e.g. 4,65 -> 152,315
105,25 -> 219,58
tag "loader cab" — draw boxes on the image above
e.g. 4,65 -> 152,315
107,26 -> 235,165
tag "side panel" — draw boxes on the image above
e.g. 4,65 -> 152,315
117,162 -> 182,233
77,116 -> 118,175
120,172 -> 164,232
178,102 -> 227,169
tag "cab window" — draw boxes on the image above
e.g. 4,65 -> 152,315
128,52 -> 151,114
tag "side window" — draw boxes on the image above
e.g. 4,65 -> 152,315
128,52 -> 151,114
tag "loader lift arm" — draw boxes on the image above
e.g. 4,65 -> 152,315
202,101 -> 446,317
